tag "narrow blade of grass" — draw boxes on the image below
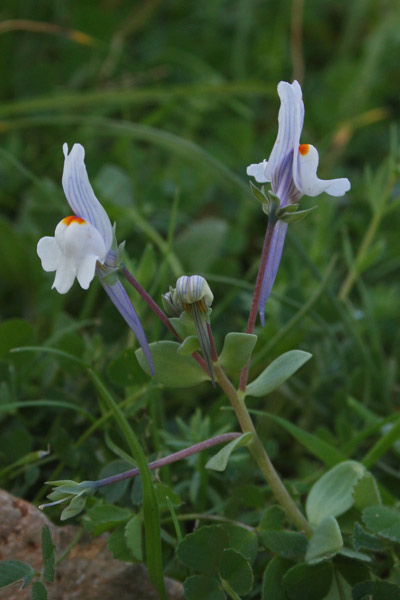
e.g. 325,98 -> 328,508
87,368 -> 167,600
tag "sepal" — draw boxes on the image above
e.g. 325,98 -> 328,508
40,479 -> 97,520
250,181 -> 269,204
261,191 -> 281,220
278,204 -> 318,223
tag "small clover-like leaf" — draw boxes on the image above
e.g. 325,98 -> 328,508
0,561 -> 35,590
283,562 -> 333,600
219,548 -> 253,596
184,575 -> 225,600
177,525 -> 229,576
362,505 -> 400,543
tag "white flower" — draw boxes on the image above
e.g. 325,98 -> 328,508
37,144 -> 113,294
247,81 -> 351,324
37,143 -> 153,373
247,81 -> 350,202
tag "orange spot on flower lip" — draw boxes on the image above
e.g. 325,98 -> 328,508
62,215 -> 86,226
299,144 -> 310,156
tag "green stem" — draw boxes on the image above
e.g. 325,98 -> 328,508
221,578 -> 242,600
214,364 -> 312,537
362,413 -> 400,469
339,209 -> 382,301
88,369 -> 167,600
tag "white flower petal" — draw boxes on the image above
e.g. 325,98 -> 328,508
247,161 -> 269,183
62,143 -> 113,252
175,275 -> 213,305
52,256 -> 76,294
55,218 -> 106,267
39,217 -> 107,294
37,236 -> 61,272
294,144 -> 351,197
265,81 -> 304,189
76,254 -> 99,289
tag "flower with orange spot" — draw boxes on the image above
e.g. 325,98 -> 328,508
247,81 -> 350,324
37,143 -> 153,373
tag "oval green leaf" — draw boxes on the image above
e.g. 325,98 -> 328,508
183,575 -> 225,600
219,548 -> 253,596
306,460 -> 366,525
362,505 -> 400,543
177,525 -> 229,575
178,336 -> 200,356
305,516 -> 343,564
136,341 -> 210,387
0,560 -> 35,590
218,332 -> 257,373
283,562 -> 332,600
245,350 -> 312,398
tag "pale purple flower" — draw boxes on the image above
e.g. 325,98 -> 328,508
247,81 -> 351,325
37,143 -> 154,373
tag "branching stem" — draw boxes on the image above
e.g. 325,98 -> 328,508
94,432 -> 241,488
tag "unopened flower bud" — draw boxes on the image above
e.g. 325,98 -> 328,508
175,275 -> 213,315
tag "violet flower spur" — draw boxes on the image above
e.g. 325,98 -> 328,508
247,80 -> 351,325
37,143 -> 154,374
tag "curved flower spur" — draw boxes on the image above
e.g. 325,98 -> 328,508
247,81 -> 351,325
37,143 -> 154,373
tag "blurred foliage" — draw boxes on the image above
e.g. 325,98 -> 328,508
0,0 -> 400,596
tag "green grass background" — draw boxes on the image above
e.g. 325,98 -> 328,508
0,0 -> 399,591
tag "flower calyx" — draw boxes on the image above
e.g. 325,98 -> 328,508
276,203 -> 318,223
250,181 -> 280,222
97,228 -> 126,286
39,479 -> 97,520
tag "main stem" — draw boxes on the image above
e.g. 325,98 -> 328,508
215,364 -> 312,536
239,219 -> 276,391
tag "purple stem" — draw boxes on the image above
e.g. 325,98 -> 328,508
94,432 -> 241,488
207,322 -> 219,363
239,219 -> 276,391
121,265 -> 179,340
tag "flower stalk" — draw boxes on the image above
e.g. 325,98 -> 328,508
214,364 -> 313,537
239,217 -> 276,391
